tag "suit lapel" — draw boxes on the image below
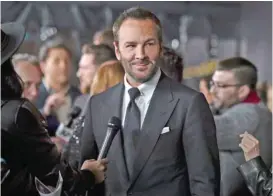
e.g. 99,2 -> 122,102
104,83 -> 131,184
129,75 -> 179,186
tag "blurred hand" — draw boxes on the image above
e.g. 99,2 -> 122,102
239,132 -> 260,161
43,93 -> 66,116
51,137 -> 66,152
81,159 -> 108,184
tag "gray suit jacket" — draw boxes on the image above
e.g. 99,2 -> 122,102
215,102 -> 272,196
81,74 -> 220,196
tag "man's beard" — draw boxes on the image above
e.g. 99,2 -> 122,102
120,56 -> 159,84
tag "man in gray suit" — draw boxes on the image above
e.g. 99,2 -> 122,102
210,57 -> 272,196
81,7 -> 220,196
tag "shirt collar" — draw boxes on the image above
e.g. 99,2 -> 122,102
124,68 -> 161,99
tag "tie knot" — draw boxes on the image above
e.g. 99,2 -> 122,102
128,87 -> 140,100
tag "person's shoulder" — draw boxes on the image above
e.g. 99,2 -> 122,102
228,103 -> 263,114
16,99 -> 47,130
91,82 -> 123,102
167,77 -> 201,99
2,98 -> 46,134
217,103 -> 262,124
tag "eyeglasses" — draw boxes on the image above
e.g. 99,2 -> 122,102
210,81 -> 242,89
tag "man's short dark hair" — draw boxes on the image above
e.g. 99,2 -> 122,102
216,57 -> 258,89
39,37 -> 72,62
82,44 -> 116,66
113,7 -> 162,43
159,47 -> 183,82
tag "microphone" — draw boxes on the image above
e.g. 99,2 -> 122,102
97,116 -> 121,160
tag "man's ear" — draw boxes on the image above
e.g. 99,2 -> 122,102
238,85 -> 251,101
113,41 -> 121,61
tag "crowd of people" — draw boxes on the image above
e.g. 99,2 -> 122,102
1,6 -> 272,196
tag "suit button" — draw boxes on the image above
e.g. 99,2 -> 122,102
128,192 -> 133,195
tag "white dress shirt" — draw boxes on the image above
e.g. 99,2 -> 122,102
122,68 -> 161,129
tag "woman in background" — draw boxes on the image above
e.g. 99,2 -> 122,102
91,60 -> 125,95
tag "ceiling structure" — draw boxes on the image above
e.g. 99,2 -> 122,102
1,2 -> 243,65
1,1 -> 242,38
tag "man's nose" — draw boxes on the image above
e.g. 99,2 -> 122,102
135,46 -> 145,60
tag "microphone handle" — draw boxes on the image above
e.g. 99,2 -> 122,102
97,130 -> 115,160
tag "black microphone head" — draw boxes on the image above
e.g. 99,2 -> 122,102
108,116 -> 121,130
70,106 -> 82,119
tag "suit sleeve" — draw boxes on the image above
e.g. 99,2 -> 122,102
237,156 -> 272,196
80,96 -> 99,165
183,93 -> 220,196
214,105 -> 259,151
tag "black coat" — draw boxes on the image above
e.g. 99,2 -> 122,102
1,98 -> 96,196
238,156 -> 272,196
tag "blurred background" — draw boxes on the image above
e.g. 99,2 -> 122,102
1,1 -> 272,90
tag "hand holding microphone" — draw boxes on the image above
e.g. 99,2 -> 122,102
80,116 -> 121,184
81,159 -> 109,184
97,116 -> 121,160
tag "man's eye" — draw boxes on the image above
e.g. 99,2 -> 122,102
146,42 -> 154,46
126,45 -> 135,48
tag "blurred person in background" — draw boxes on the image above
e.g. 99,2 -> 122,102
93,29 -> 115,51
209,57 -> 272,196
1,22 -> 108,196
238,132 -> 272,196
62,60 -> 125,168
12,53 -> 42,103
74,43 -> 116,112
91,60 -> 125,95
36,37 -> 81,124
159,46 -> 183,83
12,53 -> 64,147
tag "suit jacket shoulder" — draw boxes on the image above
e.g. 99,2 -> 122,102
167,77 -> 204,102
90,83 -> 123,104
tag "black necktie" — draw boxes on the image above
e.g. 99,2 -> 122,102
123,87 -> 141,178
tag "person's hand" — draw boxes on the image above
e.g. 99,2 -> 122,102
51,137 -> 66,152
43,93 -> 66,116
239,132 -> 260,161
81,159 -> 108,184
